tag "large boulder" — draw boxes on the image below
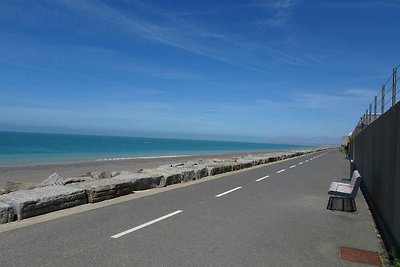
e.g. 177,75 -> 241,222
0,202 -> 14,224
0,186 -> 87,221
155,162 -> 209,183
41,173 -> 63,186
92,171 -> 112,180
59,177 -> 95,185
1,181 -> 36,194
201,160 -> 234,176
113,172 -> 164,190
68,178 -> 135,203
144,167 -> 182,186
236,157 -> 257,168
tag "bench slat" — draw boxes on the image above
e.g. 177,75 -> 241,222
328,170 -> 361,199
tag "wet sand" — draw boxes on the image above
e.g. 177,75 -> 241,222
0,151 -> 294,187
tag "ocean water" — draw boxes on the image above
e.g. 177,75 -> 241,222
0,132 -> 315,167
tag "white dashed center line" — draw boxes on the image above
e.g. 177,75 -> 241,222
256,175 -> 270,182
289,165 -> 296,168
111,210 -> 183,239
276,169 -> 286,173
216,187 -> 242,197
299,162 -> 304,165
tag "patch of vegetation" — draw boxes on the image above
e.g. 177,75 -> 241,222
391,249 -> 400,267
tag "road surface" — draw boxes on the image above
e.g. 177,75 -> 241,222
0,149 -> 382,266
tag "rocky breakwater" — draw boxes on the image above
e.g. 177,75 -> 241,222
0,149 -> 324,224
0,186 -> 87,222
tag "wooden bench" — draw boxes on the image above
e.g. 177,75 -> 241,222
328,170 -> 361,199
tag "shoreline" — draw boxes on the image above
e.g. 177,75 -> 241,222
0,149 -> 308,187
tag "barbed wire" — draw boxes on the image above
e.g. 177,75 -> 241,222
352,64 -> 399,137
383,63 -> 400,86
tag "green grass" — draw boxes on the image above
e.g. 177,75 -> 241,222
391,249 -> 400,267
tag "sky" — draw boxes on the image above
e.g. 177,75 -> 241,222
0,0 -> 399,145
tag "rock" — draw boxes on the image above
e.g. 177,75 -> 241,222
237,158 -> 256,169
81,172 -> 93,177
92,171 -> 112,180
0,186 -> 87,220
232,163 -> 242,171
268,156 -> 280,162
180,169 -> 197,182
158,176 -> 167,187
111,171 -> 121,177
195,167 -> 209,179
203,159 -> 235,175
206,165 -> 223,175
154,163 -> 208,184
145,167 -> 182,186
41,173 -> 63,186
113,172 -> 164,191
60,177 -> 94,185
0,202 -> 14,224
2,181 -> 35,193
68,178 -> 134,203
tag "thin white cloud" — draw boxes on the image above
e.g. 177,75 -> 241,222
251,0 -> 298,28
324,0 -> 400,9
294,89 -> 377,110
57,0 -> 316,70
256,88 -> 377,110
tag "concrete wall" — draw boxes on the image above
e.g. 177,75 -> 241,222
350,101 -> 400,250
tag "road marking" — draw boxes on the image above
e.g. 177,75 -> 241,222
276,169 -> 286,173
216,187 -> 242,197
111,210 -> 183,239
289,165 -> 296,168
256,175 -> 269,182
305,160 -> 309,163
299,162 -> 304,165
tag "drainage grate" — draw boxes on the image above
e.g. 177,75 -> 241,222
340,247 -> 381,266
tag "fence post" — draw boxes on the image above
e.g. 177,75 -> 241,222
393,68 -> 397,106
369,104 -> 372,124
381,85 -> 385,114
362,114 -> 365,127
374,96 -> 377,117
366,109 -> 369,125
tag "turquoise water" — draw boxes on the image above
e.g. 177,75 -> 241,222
0,132 -> 315,167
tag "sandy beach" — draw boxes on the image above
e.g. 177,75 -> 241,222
0,150 -> 300,187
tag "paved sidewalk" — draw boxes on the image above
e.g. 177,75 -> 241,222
316,152 -> 384,266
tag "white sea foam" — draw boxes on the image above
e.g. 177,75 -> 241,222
96,155 -> 191,161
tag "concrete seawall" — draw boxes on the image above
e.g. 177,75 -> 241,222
350,101 -> 400,250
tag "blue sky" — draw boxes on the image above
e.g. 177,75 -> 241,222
0,0 -> 399,144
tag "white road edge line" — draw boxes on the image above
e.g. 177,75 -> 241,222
289,165 -> 296,168
276,169 -> 286,173
216,187 -> 242,197
256,175 -> 270,182
111,210 -> 183,239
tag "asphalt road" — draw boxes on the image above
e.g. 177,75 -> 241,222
0,149 -> 382,266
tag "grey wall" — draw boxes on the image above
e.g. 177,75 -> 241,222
350,101 -> 400,250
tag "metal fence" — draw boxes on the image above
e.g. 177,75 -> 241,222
352,64 -> 400,137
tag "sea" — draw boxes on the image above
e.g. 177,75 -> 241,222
0,132 -> 316,167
